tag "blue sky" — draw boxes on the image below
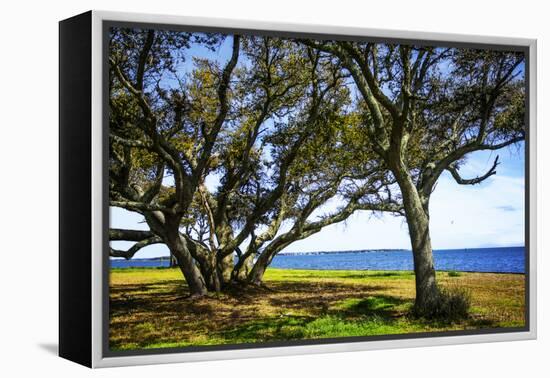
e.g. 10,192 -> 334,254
110,33 -> 526,258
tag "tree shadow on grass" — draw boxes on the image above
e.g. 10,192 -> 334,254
341,272 -> 414,279
217,294 -> 411,343
109,279 -> 418,348
279,271 -> 411,281
218,316 -> 311,342
332,295 -> 408,318
109,271 -> 518,349
264,281 -> 388,314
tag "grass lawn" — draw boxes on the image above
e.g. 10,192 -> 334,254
109,268 -> 525,351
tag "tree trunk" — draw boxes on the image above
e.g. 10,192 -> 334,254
203,254 -> 222,293
395,169 -> 439,316
218,254 -> 234,285
233,253 -> 255,282
166,233 -> 208,297
247,235 -> 299,285
247,242 -> 287,285
247,251 -> 271,286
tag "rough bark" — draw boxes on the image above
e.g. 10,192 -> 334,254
218,254 -> 235,284
165,231 -> 208,297
205,253 -> 222,293
247,237 -> 296,285
233,253 -> 255,282
393,165 -> 439,315
247,250 -> 274,286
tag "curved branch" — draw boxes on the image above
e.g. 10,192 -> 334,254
110,236 -> 163,259
420,132 -> 523,196
304,199 -> 403,232
447,155 -> 499,185
480,135 -> 525,150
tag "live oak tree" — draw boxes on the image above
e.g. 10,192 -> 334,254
301,40 -> 525,316
181,38 -> 402,288
180,108 -> 400,288
108,31 -> 399,295
174,36 -> 322,291
109,29 -> 241,296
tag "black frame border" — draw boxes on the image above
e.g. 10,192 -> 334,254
59,11 -> 93,367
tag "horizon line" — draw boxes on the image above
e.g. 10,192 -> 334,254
109,244 -> 526,259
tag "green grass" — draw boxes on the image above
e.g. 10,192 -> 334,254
109,267 -> 525,350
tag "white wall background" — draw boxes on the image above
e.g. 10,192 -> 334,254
0,1 -> 546,376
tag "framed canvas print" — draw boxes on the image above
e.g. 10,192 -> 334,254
59,10 -> 537,368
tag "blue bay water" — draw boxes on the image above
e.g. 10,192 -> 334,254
270,247 -> 525,273
111,246 -> 525,273
111,258 -> 172,268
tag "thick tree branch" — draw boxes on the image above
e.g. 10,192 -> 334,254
195,35 -> 241,177
340,42 -> 401,120
109,228 -> 155,241
110,236 -> 163,259
480,135 -> 525,150
136,30 -> 155,91
420,132 -> 524,196
141,164 -> 165,203
110,200 -> 173,214
110,57 -> 194,209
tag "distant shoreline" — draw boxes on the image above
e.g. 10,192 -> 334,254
110,246 -> 525,274
109,245 -> 526,260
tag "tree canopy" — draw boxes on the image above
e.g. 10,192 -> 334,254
301,39 -> 524,315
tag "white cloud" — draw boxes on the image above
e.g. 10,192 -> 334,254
428,173 -> 525,249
